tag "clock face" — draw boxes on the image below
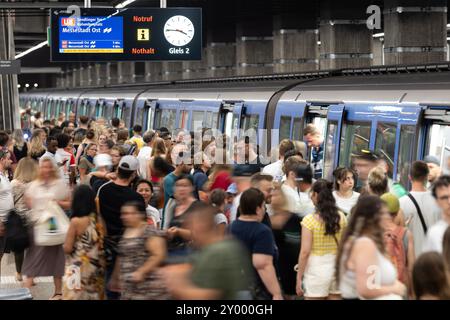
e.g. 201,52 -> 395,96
164,15 -> 195,47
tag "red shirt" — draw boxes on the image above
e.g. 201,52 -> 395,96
210,171 -> 232,191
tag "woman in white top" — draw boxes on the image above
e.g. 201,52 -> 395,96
208,188 -> 228,236
332,167 -> 359,216
336,195 -> 406,300
22,156 -> 71,300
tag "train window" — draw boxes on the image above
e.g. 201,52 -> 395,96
55,101 -> 61,117
242,114 -> 259,132
280,116 -> 292,141
324,121 -> 338,180
224,112 -> 234,137
146,108 -> 154,130
180,110 -> 189,129
339,122 -> 371,167
136,107 -> 144,129
211,112 -> 218,129
426,124 -> 450,172
113,102 -> 123,118
46,102 -> 52,120
86,102 -> 93,118
397,125 -> 416,188
123,104 -> 131,126
375,122 -> 397,178
292,117 -> 302,140
154,109 -> 162,129
192,111 -> 204,131
95,102 -> 102,118
205,111 -> 216,129
161,109 -> 176,130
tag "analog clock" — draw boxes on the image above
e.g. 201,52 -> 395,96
164,15 -> 195,47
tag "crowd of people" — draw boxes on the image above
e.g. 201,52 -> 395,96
0,110 -> 449,300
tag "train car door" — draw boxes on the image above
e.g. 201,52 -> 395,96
45,99 -> 53,120
324,105 -> 345,180
272,101 -> 306,153
95,99 -> 106,118
422,106 -> 450,175
219,102 -> 243,138
304,103 -> 330,178
113,99 -> 125,119
178,101 -> 191,131
140,100 -> 157,131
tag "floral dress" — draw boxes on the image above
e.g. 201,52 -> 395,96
63,213 -> 105,300
119,225 -> 169,300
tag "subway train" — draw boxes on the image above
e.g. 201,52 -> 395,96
19,64 -> 450,188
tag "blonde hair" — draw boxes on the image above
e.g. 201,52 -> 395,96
368,167 -> 388,196
13,157 -> 38,183
29,129 -> 45,156
37,156 -> 60,181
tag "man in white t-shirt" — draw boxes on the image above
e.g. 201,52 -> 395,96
399,161 -> 441,257
423,175 -> 450,253
54,133 -> 75,186
281,158 -> 314,217
137,130 -> 155,179
262,139 -> 294,181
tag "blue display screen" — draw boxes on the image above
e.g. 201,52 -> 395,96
58,16 -> 124,53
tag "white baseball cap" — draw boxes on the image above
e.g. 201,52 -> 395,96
118,155 -> 139,171
94,154 -> 112,168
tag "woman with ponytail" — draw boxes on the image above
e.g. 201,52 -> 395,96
335,195 -> 406,300
296,179 -> 347,299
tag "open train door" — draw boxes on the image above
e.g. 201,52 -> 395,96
422,106 -> 450,175
219,101 -> 243,138
142,99 -> 157,131
304,102 -> 331,179
324,104 -> 345,180
219,101 -> 243,157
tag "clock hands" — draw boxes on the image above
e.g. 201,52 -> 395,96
165,28 -> 188,36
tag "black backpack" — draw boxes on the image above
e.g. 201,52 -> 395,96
4,210 -> 30,253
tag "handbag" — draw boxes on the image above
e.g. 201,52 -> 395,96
4,210 -> 30,252
33,201 -> 69,246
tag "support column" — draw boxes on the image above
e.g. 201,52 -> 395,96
319,0 -> 373,69
72,64 -> 79,87
118,62 -> 135,84
134,62 -> 145,83
383,0 -> 447,65
108,62 -> 118,85
372,36 -> 384,66
0,11 -> 20,130
206,43 -> 236,78
182,48 -> 207,79
273,12 -> 319,73
236,21 -> 273,75
145,62 -> 162,82
64,67 -> 73,88
95,63 -> 109,86
79,63 -> 86,87
236,0 -> 273,75
161,61 -> 183,81
205,0 -> 236,78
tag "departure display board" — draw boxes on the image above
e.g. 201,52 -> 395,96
50,8 -> 202,61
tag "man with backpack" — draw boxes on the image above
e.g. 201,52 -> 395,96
399,161 -> 441,257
